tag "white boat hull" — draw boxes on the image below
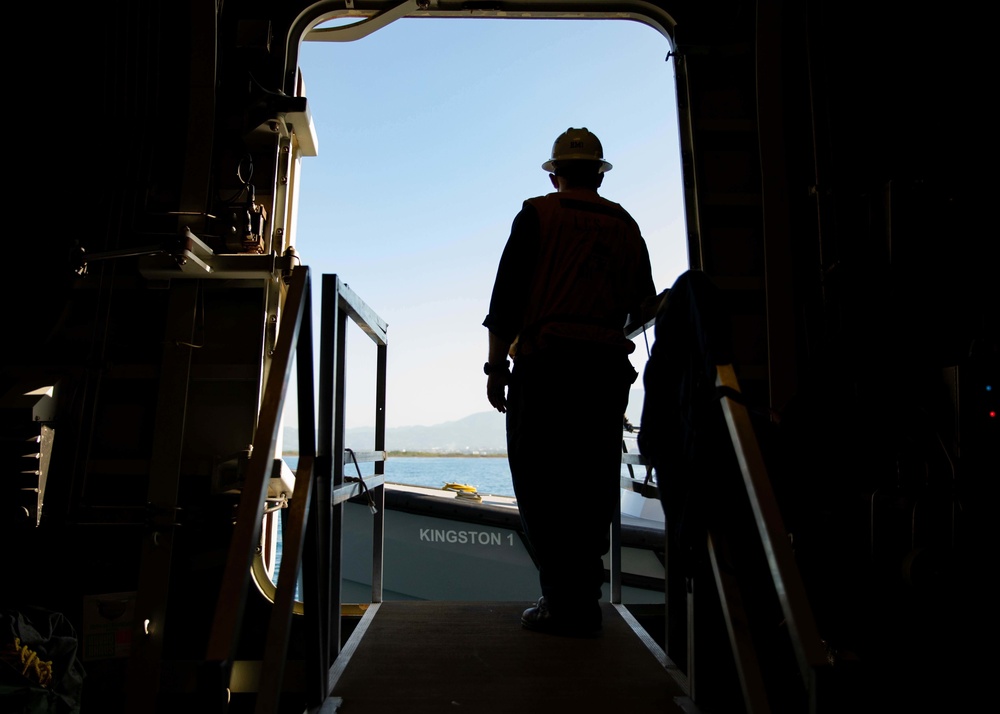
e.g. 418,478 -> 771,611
340,482 -> 666,604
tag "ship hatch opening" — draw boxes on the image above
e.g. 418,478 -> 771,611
262,9 -> 688,606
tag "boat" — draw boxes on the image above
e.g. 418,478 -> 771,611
262,436 -> 668,606
341,480 -> 666,604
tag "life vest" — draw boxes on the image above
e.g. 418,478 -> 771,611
514,191 -> 649,356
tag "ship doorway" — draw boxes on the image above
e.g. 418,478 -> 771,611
267,10 -> 688,603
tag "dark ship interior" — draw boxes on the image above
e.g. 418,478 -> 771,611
4,1 -> 995,712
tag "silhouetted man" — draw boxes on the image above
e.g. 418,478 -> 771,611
483,127 -> 656,637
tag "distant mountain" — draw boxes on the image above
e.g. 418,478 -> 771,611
354,411 -> 507,454
282,411 -> 507,455
282,388 -> 646,455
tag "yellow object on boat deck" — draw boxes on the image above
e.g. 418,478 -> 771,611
442,483 -> 483,502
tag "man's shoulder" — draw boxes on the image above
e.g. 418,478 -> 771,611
592,194 -> 629,212
525,192 -> 639,226
597,197 -> 640,223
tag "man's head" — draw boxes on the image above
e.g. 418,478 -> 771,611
542,127 -> 611,191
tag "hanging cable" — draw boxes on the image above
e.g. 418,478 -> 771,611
345,448 -> 378,515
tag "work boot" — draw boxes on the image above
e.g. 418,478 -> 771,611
521,597 -> 602,638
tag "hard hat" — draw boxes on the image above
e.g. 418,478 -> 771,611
541,127 -> 613,173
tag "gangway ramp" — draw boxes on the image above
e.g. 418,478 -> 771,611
327,600 -> 695,713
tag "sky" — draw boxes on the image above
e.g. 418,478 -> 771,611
284,15 -> 689,431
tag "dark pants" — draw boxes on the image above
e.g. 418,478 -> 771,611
506,348 -> 636,622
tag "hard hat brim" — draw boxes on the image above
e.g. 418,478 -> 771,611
541,159 -> 613,173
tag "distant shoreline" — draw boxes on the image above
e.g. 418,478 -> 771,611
282,451 -> 507,458
387,451 -> 507,458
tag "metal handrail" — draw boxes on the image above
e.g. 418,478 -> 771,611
711,363 -> 830,712
317,273 -> 388,697
202,267 -> 390,712
205,265 -> 313,703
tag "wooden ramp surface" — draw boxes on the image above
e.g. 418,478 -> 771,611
329,601 -> 694,713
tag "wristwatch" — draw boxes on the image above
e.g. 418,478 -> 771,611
483,360 -> 510,375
